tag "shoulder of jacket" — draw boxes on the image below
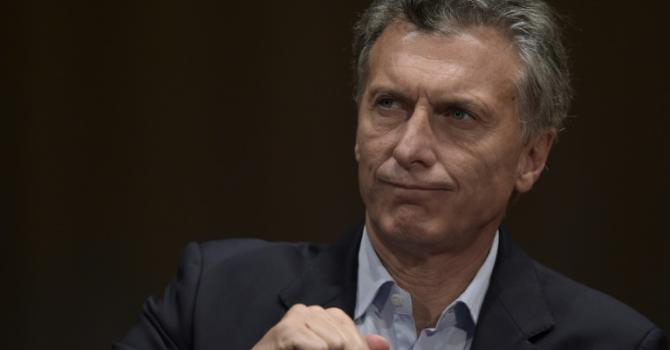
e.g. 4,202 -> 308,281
187,238 -> 322,276
531,260 -> 660,341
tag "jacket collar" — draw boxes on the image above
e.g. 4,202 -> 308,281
471,226 -> 555,350
278,224 -> 364,315
278,224 -> 555,348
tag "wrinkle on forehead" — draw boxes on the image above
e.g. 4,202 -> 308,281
368,21 -> 521,101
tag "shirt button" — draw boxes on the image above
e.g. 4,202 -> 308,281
390,294 -> 403,307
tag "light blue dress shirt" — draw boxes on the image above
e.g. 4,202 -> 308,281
354,228 -> 499,350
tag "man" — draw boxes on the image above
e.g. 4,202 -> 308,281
116,0 -> 667,349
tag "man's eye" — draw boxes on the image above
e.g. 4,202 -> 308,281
448,109 -> 473,121
376,97 -> 399,109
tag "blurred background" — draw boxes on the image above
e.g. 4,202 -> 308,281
6,0 -> 669,348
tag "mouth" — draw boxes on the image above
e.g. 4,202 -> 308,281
378,178 -> 451,192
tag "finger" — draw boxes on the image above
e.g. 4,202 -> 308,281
284,304 -> 308,319
365,334 -> 390,350
253,304 -> 329,350
324,307 -> 369,349
277,327 -> 329,350
304,306 -> 348,349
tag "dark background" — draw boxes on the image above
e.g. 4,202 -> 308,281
7,0 -> 669,348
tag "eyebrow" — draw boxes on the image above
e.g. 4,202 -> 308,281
366,86 -> 409,101
366,84 -> 494,119
432,96 -> 493,118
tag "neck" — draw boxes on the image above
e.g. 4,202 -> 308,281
366,221 -> 497,332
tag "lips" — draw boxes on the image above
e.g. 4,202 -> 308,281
377,176 -> 451,191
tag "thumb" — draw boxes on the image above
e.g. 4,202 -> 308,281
365,334 -> 390,350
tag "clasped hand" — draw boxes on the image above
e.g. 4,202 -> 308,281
252,304 -> 390,350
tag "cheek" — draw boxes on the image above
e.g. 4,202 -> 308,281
357,130 -> 396,172
443,139 -> 521,195
356,134 -> 398,208
357,144 -> 384,200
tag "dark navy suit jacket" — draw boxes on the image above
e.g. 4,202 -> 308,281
115,226 -> 667,349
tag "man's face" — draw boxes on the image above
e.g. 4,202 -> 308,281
355,22 -> 553,252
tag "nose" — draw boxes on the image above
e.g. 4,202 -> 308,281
392,107 -> 437,170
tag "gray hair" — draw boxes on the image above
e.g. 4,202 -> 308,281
353,0 -> 572,139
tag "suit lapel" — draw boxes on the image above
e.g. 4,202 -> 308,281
471,227 -> 554,350
278,225 -> 363,316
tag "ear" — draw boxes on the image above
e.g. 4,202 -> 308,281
515,129 -> 556,193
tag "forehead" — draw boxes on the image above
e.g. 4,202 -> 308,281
366,21 -> 521,101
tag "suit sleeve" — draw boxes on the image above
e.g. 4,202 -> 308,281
637,327 -> 668,350
114,242 -> 203,350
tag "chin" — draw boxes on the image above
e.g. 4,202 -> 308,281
369,203 -> 484,254
375,207 -> 451,245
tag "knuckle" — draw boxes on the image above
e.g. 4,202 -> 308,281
289,303 -> 307,312
274,318 -> 302,336
326,307 -> 350,322
306,305 -> 324,313
285,304 -> 307,318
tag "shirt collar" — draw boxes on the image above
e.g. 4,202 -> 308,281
354,226 -> 499,324
456,230 -> 498,323
355,227 -> 395,320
